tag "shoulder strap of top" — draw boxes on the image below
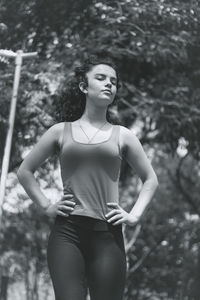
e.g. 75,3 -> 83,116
60,122 -> 70,151
110,125 -> 123,159
109,125 -> 118,141
117,125 -> 123,159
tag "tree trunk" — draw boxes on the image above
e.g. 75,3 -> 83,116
0,275 -> 9,300
192,243 -> 200,300
25,258 -> 38,300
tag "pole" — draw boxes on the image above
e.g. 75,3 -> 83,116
0,50 -> 37,225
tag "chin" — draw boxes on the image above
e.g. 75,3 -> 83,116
101,94 -> 114,101
92,95 -> 114,105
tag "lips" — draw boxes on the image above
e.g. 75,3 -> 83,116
102,90 -> 112,95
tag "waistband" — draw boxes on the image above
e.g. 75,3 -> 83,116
56,215 -> 122,232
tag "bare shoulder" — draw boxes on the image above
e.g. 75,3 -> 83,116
49,122 -> 65,133
118,125 -> 139,149
49,122 -> 66,146
119,125 -> 131,136
38,122 -> 66,149
17,122 -> 67,172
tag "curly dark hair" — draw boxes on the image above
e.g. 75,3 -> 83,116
54,54 -> 121,124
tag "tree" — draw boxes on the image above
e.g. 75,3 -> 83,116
1,0 -> 200,298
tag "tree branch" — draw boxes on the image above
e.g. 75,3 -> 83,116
125,224 -> 142,253
127,235 -> 164,277
168,153 -> 200,215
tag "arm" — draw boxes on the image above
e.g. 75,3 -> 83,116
17,122 -> 64,211
106,126 -> 158,225
122,127 -> 158,220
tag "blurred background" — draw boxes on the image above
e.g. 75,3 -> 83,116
0,0 -> 200,299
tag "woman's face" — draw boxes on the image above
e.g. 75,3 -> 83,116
84,64 -> 117,106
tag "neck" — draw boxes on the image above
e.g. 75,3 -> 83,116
80,102 -> 108,126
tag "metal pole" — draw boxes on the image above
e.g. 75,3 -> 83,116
0,50 -> 37,225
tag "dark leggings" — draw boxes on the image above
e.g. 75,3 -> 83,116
47,215 -> 127,300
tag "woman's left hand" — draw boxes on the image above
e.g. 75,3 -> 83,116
106,203 -> 140,226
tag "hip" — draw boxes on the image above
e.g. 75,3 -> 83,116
48,214 -> 125,253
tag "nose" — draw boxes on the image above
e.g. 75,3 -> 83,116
105,80 -> 112,88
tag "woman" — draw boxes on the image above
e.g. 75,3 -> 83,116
17,55 -> 158,300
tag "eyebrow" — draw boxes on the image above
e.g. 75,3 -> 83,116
95,73 -> 117,80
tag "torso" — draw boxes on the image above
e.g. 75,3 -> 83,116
58,121 -> 123,220
57,120 -> 125,152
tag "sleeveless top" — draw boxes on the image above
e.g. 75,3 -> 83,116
59,122 -> 122,221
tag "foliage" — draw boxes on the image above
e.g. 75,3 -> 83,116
124,150 -> 200,299
0,0 -> 200,299
1,0 -> 200,158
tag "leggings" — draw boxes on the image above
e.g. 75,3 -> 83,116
47,215 -> 127,300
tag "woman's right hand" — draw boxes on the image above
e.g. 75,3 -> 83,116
44,193 -> 76,218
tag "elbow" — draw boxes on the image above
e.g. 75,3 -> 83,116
142,173 -> 159,192
17,166 -> 31,183
153,174 -> 159,190
17,167 -> 24,183
146,172 -> 159,190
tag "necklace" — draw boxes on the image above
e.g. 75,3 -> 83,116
78,119 -> 108,144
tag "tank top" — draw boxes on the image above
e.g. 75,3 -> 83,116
59,122 -> 122,221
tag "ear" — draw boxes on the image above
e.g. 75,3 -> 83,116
79,82 -> 88,94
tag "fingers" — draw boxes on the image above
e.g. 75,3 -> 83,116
107,213 -> 122,223
107,202 -> 120,208
112,218 -> 125,225
105,209 -> 121,218
61,200 -> 76,206
106,203 -> 121,217
59,205 -> 74,212
106,203 -> 124,225
57,210 -> 70,217
63,193 -> 75,200
60,193 -> 76,207
57,204 -> 75,217
105,208 -> 122,224
57,193 -> 76,217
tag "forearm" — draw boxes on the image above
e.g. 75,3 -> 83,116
129,176 -> 158,219
17,169 -> 50,210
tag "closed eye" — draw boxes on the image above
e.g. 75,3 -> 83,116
111,79 -> 117,85
95,75 -> 117,85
